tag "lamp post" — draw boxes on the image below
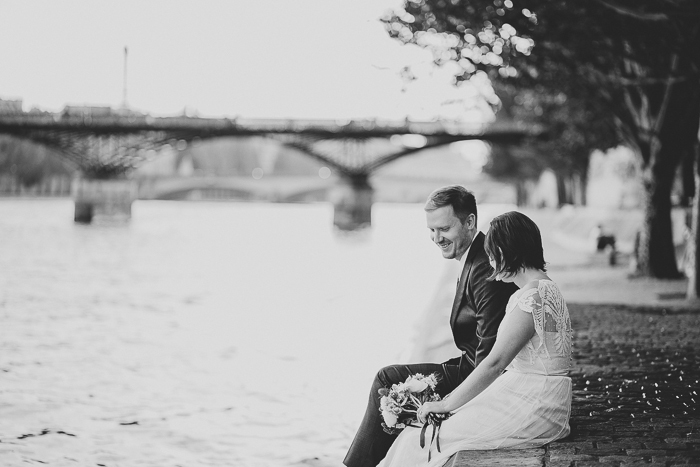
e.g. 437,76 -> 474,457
122,46 -> 128,109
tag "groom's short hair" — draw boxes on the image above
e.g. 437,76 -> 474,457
424,185 -> 477,225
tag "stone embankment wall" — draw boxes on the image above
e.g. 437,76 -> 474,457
0,175 -> 73,197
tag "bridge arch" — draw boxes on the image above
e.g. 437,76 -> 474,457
138,175 -> 337,203
0,110 -> 543,227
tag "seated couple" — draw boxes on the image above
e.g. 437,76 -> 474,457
344,185 -> 572,467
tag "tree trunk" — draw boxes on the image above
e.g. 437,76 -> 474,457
631,79 -> 700,278
570,173 -> 583,206
680,145 -> 696,207
555,172 -> 568,207
514,179 -> 530,207
579,170 -> 588,206
637,162 -> 681,277
687,142 -> 700,299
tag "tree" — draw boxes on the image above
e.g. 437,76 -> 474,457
689,143 -> 700,299
487,82 -> 619,207
0,135 -> 74,185
382,0 -> 700,279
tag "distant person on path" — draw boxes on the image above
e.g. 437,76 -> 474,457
592,223 -> 617,266
344,185 -> 518,467
592,223 -> 616,252
381,211 -> 573,467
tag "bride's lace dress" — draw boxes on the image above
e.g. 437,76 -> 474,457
381,280 -> 573,467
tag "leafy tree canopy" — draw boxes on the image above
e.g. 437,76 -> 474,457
381,0 -> 700,167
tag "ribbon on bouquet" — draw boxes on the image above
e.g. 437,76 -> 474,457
419,416 -> 445,462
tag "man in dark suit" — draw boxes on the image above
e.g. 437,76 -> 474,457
343,185 -> 518,467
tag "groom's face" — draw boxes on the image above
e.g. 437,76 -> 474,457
426,205 -> 476,260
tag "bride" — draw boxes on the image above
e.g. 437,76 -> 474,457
380,211 -> 573,467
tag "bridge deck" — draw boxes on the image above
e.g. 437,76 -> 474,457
0,112 -> 541,139
0,110 -> 545,178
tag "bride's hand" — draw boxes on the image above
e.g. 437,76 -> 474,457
417,401 -> 447,424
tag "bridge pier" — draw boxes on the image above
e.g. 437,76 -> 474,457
331,174 -> 373,231
72,177 -> 138,223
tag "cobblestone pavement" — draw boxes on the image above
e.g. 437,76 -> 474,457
552,303 -> 700,467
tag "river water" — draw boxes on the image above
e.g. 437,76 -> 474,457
0,199 -> 515,467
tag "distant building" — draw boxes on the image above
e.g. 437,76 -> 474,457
62,105 -> 114,117
61,105 -> 145,118
0,98 -> 23,113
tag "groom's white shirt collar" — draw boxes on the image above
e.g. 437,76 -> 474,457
457,230 -> 483,278
457,242 -> 472,279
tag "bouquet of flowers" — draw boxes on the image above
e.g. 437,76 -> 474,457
378,372 -> 449,434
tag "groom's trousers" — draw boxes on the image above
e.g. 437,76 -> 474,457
343,358 -> 474,467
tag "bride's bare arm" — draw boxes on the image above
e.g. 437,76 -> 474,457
419,304 -> 536,419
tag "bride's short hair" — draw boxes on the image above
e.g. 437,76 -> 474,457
485,211 -> 546,279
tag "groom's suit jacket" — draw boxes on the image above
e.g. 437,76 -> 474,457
447,231 -> 518,370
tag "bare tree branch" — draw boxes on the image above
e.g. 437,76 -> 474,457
596,0 -> 669,21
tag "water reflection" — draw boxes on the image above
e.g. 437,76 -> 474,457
0,199 -> 447,466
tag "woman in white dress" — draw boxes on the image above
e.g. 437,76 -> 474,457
381,211 -> 573,467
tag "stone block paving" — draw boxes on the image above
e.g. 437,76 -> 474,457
549,303 -> 700,467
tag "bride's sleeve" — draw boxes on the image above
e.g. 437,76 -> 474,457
514,289 -> 545,353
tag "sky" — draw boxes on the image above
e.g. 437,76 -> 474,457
0,0 -> 494,121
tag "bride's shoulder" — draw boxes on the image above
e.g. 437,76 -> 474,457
520,280 -> 544,295
511,282 -> 541,304
515,279 -> 551,303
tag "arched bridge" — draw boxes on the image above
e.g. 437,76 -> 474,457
0,106 -> 544,228
138,175 -> 336,202
0,108 -> 543,178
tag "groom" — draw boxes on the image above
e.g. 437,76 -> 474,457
343,185 -> 518,467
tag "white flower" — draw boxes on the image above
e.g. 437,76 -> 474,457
425,374 -> 438,389
380,396 -> 390,411
382,410 -> 399,427
404,378 -> 428,393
